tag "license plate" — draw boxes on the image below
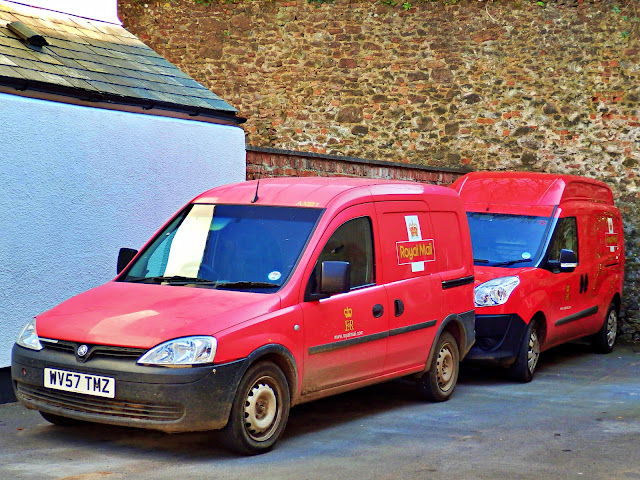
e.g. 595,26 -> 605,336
44,368 -> 115,398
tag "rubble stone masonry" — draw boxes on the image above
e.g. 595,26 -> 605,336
119,0 -> 640,340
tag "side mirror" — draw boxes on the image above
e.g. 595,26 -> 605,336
305,261 -> 351,301
549,249 -> 577,273
117,248 -> 138,274
559,249 -> 578,272
319,261 -> 350,295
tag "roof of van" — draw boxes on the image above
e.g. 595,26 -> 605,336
194,177 -> 459,208
452,172 -> 614,211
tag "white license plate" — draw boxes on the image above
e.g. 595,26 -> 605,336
44,368 -> 115,398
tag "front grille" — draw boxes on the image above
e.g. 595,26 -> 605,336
41,340 -> 146,362
17,383 -> 184,422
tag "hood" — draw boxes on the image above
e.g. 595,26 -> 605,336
473,265 -> 538,285
35,282 -> 282,348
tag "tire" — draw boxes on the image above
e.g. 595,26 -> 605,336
221,362 -> 290,455
416,332 -> 459,402
40,411 -> 85,426
593,303 -> 618,354
508,319 -> 540,383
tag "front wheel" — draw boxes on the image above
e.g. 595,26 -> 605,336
221,362 -> 290,455
593,303 -> 618,354
416,332 -> 459,402
509,319 -> 540,382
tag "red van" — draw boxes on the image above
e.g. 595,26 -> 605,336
12,177 -> 475,454
452,172 -> 625,382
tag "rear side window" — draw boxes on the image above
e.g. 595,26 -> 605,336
314,216 -> 375,289
547,217 -> 579,263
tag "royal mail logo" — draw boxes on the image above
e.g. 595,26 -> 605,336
343,307 -> 353,319
396,239 -> 436,265
409,221 -> 419,239
605,217 -> 618,253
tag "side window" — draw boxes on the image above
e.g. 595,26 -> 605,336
547,217 -> 579,263
315,217 -> 375,289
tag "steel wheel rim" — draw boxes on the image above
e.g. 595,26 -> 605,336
244,376 -> 280,441
527,329 -> 540,374
436,343 -> 455,392
606,310 -> 617,348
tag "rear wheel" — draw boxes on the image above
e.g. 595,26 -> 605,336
593,303 -> 618,354
40,411 -> 85,426
416,332 -> 459,402
509,319 -> 540,382
221,362 -> 290,455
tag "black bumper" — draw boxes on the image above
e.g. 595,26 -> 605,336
11,343 -> 246,433
463,314 -> 527,367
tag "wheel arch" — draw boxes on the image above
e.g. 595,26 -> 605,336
611,293 -> 621,313
424,314 -> 467,372
530,312 -> 547,346
239,344 -> 299,405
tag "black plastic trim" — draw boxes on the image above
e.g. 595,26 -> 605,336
308,331 -> 388,355
555,306 -> 599,327
389,320 -> 436,337
441,275 -> 475,290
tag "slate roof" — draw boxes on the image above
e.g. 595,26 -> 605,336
0,1 -> 242,123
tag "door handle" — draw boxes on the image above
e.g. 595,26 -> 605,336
394,299 -> 404,317
579,274 -> 584,294
372,304 -> 384,318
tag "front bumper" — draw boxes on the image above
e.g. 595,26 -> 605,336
463,314 -> 527,367
11,343 -> 245,433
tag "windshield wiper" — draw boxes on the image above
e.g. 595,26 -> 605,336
473,258 -> 490,263
128,275 -> 216,285
215,281 -> 280,290
491,259 -> 532,267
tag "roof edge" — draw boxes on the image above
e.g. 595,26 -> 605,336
5,0 -> 121,25
0,81 -> 247,126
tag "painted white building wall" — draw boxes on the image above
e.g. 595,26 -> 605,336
0,93 -> 246,367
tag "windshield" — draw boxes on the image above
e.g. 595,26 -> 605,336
466,212 -> 552,267
122,204 -> 322,292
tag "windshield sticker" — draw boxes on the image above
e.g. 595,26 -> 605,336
268,271 -> 282,281
398,215 -> 435,272
522,252 -> 531,260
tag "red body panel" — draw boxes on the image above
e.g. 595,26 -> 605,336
453,171 -> 624,354
31,177 -> 475,408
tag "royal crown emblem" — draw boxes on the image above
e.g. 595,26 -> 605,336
343,307 -> 353,319
409,222 -> 419,238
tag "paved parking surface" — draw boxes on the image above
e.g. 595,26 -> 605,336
1,343 -> 639,480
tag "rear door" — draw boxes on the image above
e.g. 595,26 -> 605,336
374,201 -> 442,373
300,204 -> 389,394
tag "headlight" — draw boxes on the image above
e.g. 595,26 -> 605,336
137,336 -> 217,367
474,276 -> 520,307
16,318 -> 43,351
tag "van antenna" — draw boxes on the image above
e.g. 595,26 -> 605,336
251,180 -> 260,203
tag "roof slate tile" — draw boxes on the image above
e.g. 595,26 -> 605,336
0,1 -> 238,115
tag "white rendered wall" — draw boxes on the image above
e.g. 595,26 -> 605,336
0,93 -> 246,367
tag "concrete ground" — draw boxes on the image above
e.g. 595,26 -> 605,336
1,342 -> 638,480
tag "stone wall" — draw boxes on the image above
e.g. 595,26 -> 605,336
118,0 -> 640,340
